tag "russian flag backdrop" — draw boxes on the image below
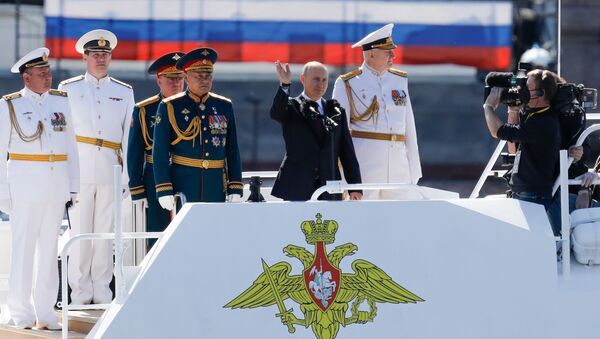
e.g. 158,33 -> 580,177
45,0 -> 513,70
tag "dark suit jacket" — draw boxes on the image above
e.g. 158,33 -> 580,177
270,87 -> 361,201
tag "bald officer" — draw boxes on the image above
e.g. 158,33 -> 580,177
58,29 -> 135,305
127,52 -> 185,249
0,47 -> 79,330
332,24 -> 421,200
152,47 -> 243,210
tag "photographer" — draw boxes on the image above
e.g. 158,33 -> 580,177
483,69 -> 561,213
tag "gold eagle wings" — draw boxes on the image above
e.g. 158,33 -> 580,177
224,243 -> 424,328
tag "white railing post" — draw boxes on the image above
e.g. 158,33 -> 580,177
559,150 -> 571,278
470,140 -> 507,198
113,165 -> 124,304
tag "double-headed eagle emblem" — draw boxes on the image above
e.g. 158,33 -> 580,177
224,213 -> 424,339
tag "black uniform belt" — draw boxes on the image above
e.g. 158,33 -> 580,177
171,154 -> 225,169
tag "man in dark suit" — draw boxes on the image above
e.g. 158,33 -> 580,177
270,60 -> 362,201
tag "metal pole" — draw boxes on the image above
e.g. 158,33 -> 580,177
61,252 -> 68,339
557,0 -> 561,77
469,140 -> 507,198
14,0 -> 21,63
113,165 -> 124,304
559,150 -> 570,278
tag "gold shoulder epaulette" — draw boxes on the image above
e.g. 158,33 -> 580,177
59,75 -> 84,86
163,92 -> 186,103
209,92 -> 232,103
340,68 -> 362,81
2,91 -> 22,101
48,89 -> 68,97
110,77 -> 133,89
388,68 -> 408,77
137,95 -> 161,108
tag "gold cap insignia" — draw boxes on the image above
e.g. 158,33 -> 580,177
201,49 -> 210,56
42,53 -> 48,62
98,37 -> 106,47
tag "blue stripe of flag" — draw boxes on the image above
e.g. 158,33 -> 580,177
46,17 -> 511,47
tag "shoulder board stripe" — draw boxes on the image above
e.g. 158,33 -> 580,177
340,68 -> 362,81
59,75 -> 84,86
209,92 -> 232,103
137,95 -> 161,108
2,91 -> 22,101
388,68 -> 408,77
110,77 -> 133,89
163,92 -> 186,103
48,89 -> 68,97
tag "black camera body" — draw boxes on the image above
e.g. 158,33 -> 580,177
484,69 -> 530,107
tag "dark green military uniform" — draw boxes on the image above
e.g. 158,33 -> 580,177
127,94 -> 171,246
152,89 -> 243,202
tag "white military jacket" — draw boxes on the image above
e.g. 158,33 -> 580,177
58,72 -> 134,186
332,63 -> 422,184
0,87 -> 80,204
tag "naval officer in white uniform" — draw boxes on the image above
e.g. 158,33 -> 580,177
0,47 -> 79,330
332,24 -> 421,200
58,29 -> 134,305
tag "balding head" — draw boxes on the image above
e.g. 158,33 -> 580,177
300,61 -> 328,101
301,61 -> 328,77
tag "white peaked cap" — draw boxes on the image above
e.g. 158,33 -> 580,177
352,23 -> 396,50
520,44 -> 552,68
75,29 -> 118,54
11,47 -> 50,74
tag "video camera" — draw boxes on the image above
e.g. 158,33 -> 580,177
484,63 -> 531,107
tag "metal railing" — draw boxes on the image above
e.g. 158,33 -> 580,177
310,181 -> 430,201
59,166 -> 162,339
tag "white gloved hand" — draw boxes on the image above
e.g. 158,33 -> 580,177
159,195 -> 175,211
227,194 -> 242,203
122,186 -> 131,199
133,198 -> 148,209
0,199 -> 11,215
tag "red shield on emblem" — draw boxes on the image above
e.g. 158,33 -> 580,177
303,242 -> 341,312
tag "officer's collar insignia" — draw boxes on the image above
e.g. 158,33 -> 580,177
172,53 -> 181,61
225,213 -> 424,338
181,108 -> 190,114
201,49 -> 210,56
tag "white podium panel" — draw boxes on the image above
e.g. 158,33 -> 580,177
90,199 -> 560,339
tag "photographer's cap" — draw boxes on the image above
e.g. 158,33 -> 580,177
11,47 -> 50,74
352,23 -> 397,50
76,29 -> 117,54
